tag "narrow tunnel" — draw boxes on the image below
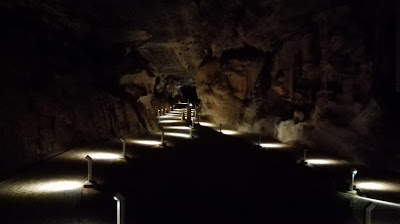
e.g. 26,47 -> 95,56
0,0 -> 400,223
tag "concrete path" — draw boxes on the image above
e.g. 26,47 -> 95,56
0,143 -> 123,223
0,104 -> 399,223
197,118 -> 400,223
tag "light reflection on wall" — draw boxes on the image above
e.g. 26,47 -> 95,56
164,132 -> 191,138
87,152 -> 120,160
12,179 -> 83,193
260,143 -> 289,148
221,130 -> 239,135
160,115 -> 181,119
127,140 -> 161,146
306,159 -> 347,165
199,122 -> 216,127
36,180 -> 83,192
159,120 -> 182,123
67,151 -> 121,161
163,126 -> 191,130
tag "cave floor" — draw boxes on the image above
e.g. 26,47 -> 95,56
0,111 -> 399,223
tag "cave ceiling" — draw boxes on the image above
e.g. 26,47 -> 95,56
1,0 -> 334,80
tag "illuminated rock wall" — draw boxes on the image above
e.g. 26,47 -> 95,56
195,3 -> 382,163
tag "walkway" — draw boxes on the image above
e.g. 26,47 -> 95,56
0,104 -> 398,223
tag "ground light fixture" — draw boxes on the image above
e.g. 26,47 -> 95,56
349,168 -> 358,193
302,149 -> 308,164
186,105 -> 192,124
197,111 -> 201,124
161,128 -> 165,145
120,138 -> 127,158
114,193 -> 126,224
84,155 -> 96,188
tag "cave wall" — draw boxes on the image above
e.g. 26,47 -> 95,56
194,1 -> 384,163
0,2 -> 175,179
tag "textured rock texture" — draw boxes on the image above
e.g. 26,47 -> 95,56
0,1 -> 175,179
0,68 -> 174,179
194,2 -> 382,163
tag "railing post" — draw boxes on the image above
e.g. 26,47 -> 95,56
114,193 -> 126,224
120,138 -> 126,158
364,202 -> 376,224
161,127 -> 164,145
186,105 -> 192,125
84,155 -> 95,187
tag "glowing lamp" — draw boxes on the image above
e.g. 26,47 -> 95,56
120,138 -> 127,158
349,168 -> 358,193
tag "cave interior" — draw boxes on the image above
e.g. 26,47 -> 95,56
1,0 -> 400,223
